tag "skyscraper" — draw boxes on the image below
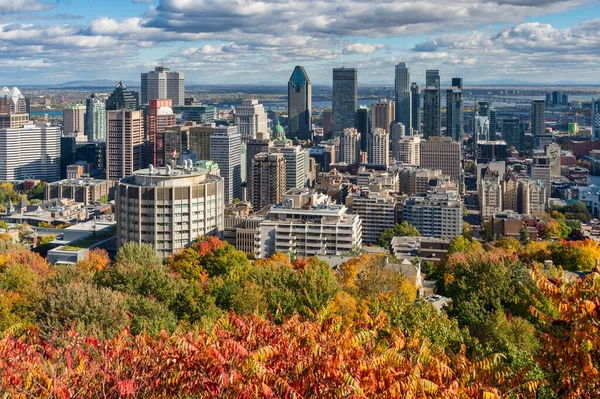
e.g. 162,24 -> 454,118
147,99 -> 177,167
410,82 -> 421,133
332,67 -> 358,136
355,106 -> 369,153
420,137 -> 461,183
106,82 -> 137,111
423,70 -> 441,140
532,100 -> 546,149
252,152 -> 287,211
371,100 -> 395,134
446,78 -> 464,143
0,87 -> 27,114
141,66 -> 185,106
288,66 -> 312,140
234,99 -> 268,141
391,123 -> 405,160
340,128 -> 361,165
368,128 -> 390,167
395,63 -> 412,133
106,109 -> 144,181
246,138 -> 271,203
85,95 -> 107,142
477,102 -> 496,139
592,99 -> 600,141
502,117 -> 524,153
63,104 -> 86,140
210,126 -> 242,203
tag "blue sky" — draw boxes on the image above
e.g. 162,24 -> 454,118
2,0 -> 600,85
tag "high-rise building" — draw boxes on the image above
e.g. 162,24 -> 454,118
531,100 -> 546,137
371,100 -> 395,134
0,121 -> 60,181
420,137 -> 461,182
106,82 -> 137,111
592,99 -> 600,141
399,168 -> 442,195
187,124 -> 215,161
399,135 -> 421,166
332,67 -> 358,136
257,189 -> 362,258
85,95 -> 107,142
346,191 -> 397,244
63,104 -> 86,140
395,63 -> 412,133
355,106 -> 369,153
288,66 -> 312,140
106,110 -> 144,181
477,102 -> 496,139
423,71 -> 441,140
234,99 -> 268,141
551,91 -> 562,106
530,155 -> 551,205
446,83 -> 463,143
502,117 -> 523,153
473,115 -> 490,159
402,191 -> 463,239
545,142 -> 561,177
210,126 -> 242,203
116,164 -> 224,258
368,128 -> 390,167
479,169 -> 502,219
410,82 -> 421,133
545,92 -> 552,108
173,105 -> 216,124
246,139 -> 271,203
391,123 -> 406,160
0,113 -> 28,129
252,152 -> 287,211
322,107 -> 333,139
271,143 -> 309,191
147,99 -> 177,167
141,66 -> 185,106
0,87 -> 27,114
340,128 -> 361,165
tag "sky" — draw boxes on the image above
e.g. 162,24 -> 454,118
1,0 -> 600,85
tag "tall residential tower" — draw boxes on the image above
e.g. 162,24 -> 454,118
395,63 -> 412,134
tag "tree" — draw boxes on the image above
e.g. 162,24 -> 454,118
39,234 -> 55,246
0,221 -> 8,231
98,195 -> 109,203
77,248 -> 111,273
462,221 -> 473,240
26,182 -> 46,201
376,222 -> 420,248
447,235 -> 483,256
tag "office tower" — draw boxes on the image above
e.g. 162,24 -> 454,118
477,141 -> 507,164
395,63 -> 412,133
173,104 -> 216,124
551,91 -> 561,106
423,87 -> 441,139
399,135 -> 421,165
530,155 -> 551,205
187,124 -> 215,161
0,87 -> 27,114
210,125 -> 242,203
402,191 -> 463,239
446,82 -> 464,143
141,66 -> 185,106
532,100 -> 545,136
477,101 -> 496,139
502,117 -> 523,153
545,92 -> 552,107
451,77 -> 463,90
340,128 -> 361,165
592,99 -> 600,141
371,100 -> 395,134
116,165 -> 224,258
473,115 -> 490,159
346,191 -> 397,244
391,123 -> 405,160
106,110 -> 144,181
271,142 -> 309,190
63,104 -> 86,140
323,108 -> 333,139
60,136 -> 77,179
355,106 -> 369,153
420,137 -> 461,182
309,145 -> 332,172
147,99 -> 177,167
332,67 -> 358,136
85,95 -> 107,142
0,120 -> 60,181
234,99 -> 268,141
257,189 -> 362,258
410,82 -> 421,133
398,168 -> 441,195
288,66 -> 312,140
106,82 -> 137,110
0,113 -> 28,129
368,128 -> 390,167
246,139 -> 271,203
426,70 -> 440,89
561,93 -> 569,105
252,152 -> 286,210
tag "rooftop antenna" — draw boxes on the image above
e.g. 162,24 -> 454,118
340,36 -> 343,68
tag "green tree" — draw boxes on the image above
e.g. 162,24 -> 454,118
377,222 -> 420,248
462,221 -> 473,240
26,182 -> 46,201
125,295 -> 178,335
0,221 -> 9,230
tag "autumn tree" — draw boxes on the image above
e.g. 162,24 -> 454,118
376,222 -> 420,248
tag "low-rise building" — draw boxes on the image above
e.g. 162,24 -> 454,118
391,236 -> 450,263
45,178 -> 115,206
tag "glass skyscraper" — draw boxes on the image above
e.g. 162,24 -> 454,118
395,63 -> 412,134
423,70 -> 441,139
288,66 -> 312,141
85,95 -> 107,142
332,67 -> 357,136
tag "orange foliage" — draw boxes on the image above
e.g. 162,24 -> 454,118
0,313 -> 539,398
0,250 -> 49,277
77,248 -> 111,272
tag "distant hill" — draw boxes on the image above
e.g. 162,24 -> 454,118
53,80 -> 139,88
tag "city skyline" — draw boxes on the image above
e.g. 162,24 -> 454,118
2,0 -> 600,85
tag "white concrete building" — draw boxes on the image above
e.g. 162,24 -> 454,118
479,170 -> 503,219
141,66 -> 185,106
340,128 -> 361,165
257,189 -> 362,259
399,135 -> 421,166
369,127 -> 390,167
346,191 -> 397,244
116,164 -> 224,258
234,99 -> 268,141
0,121 -> 60,181
271,142 -> 309,190
210,125 -> 242,203
402,191 -> 463,239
